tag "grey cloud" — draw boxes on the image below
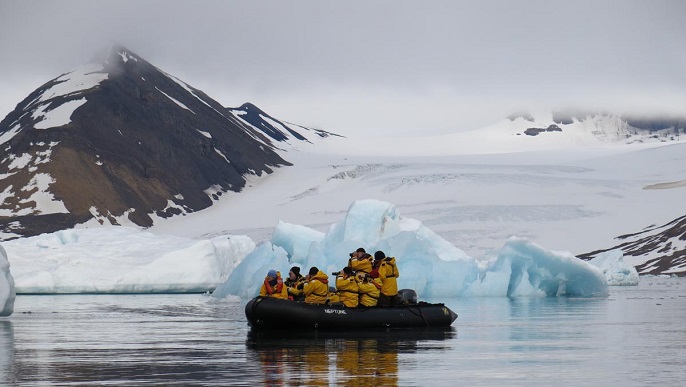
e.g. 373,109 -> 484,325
1,0 -> 684,135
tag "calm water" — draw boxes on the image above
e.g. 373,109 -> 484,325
1,277 -> 684,386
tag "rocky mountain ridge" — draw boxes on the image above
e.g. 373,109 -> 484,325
0,45 -> 334,239
579,214 -> 686,276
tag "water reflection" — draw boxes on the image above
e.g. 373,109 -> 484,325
246,328 -> 455,386
506,297 -> 610,364
2,280 -> 682,385
0,321 -> 14,382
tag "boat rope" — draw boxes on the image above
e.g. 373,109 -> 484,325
408,306 -> 431,327
251,297 -> 262,316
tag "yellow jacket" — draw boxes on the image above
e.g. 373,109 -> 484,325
336,274 -> 359,307
304,271 -> 330,304
358,277 -> 381,307
378,257 -> 399,296
259,274 -> 288,300
348,254 -> 373,274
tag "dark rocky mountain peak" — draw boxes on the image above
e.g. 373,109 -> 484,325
0,45 -> 329,239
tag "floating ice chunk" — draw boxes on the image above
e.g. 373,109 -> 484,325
588,249 -> 639,286
466,237 -> 609,297
4,227 -> 252,294
0,245 -> 16,316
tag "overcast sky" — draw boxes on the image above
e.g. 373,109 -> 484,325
1,0 -> 685,136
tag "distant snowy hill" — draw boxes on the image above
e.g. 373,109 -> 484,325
0,45 -> 336,239
472,111 -> 684,151
336,111 -> 685,158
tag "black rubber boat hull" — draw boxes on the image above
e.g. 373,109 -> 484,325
245,297 -> 458,330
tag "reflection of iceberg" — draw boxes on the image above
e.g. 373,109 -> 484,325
214,199 -> 609,299
0,321 -> 15,380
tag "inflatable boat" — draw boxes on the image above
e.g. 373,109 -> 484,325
245,295 -> 458,330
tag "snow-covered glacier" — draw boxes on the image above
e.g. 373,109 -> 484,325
213,199 -> 610,299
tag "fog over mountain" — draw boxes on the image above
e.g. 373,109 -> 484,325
1,1 -> 684,136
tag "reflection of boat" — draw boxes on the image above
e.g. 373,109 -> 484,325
247,325 -> 447,386
247,326 -> 456,344
245,296 -> 458,330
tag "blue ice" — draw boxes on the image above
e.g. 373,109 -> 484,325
213,199 -> 609,299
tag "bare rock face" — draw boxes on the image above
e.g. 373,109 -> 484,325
579,215 -> 686,277
0,45 -> 329,238
523,124 -> 563,136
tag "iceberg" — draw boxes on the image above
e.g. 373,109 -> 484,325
588,249 -> 639,286
466,237 -> 609,297
3,227 -> 254,294
0,245 -> 15,316
213,199 -> 609,299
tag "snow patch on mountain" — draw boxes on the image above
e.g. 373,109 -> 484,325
0,64 -> 107,144
84,207 -> 139,227
166,73 -> 226,118
9,173 -> 68,216
6,153 -> 33,170
33,97 -> 88,129
36,64 -> 108,104
2,142 -> 58,174
0,124 -> 21,146
118,51 -> 138,63
196,129 -> 212,138
214,149 -> 231,164
155,87 -> 195,114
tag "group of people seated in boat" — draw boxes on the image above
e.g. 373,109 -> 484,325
259,248 -> 401,307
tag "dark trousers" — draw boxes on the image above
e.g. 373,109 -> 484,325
378,294 -> 400,306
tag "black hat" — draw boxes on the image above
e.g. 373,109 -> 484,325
309,267 -> 319,276
290,266 -> 301,276
343,266 -> 354,275
374,251 -> 386,261
355,247 -> 366,253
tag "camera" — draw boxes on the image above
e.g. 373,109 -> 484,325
349,252 -> 355,258
331,271 -> 340,276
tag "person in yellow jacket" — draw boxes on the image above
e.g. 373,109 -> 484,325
303,267 -> 330,305
285,266 -> 305,301
373,250 -> 400,306
348,247 -> 373,274
335,266 -> 359,307
357,272 -> 381,307
259,269 -> 288,299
